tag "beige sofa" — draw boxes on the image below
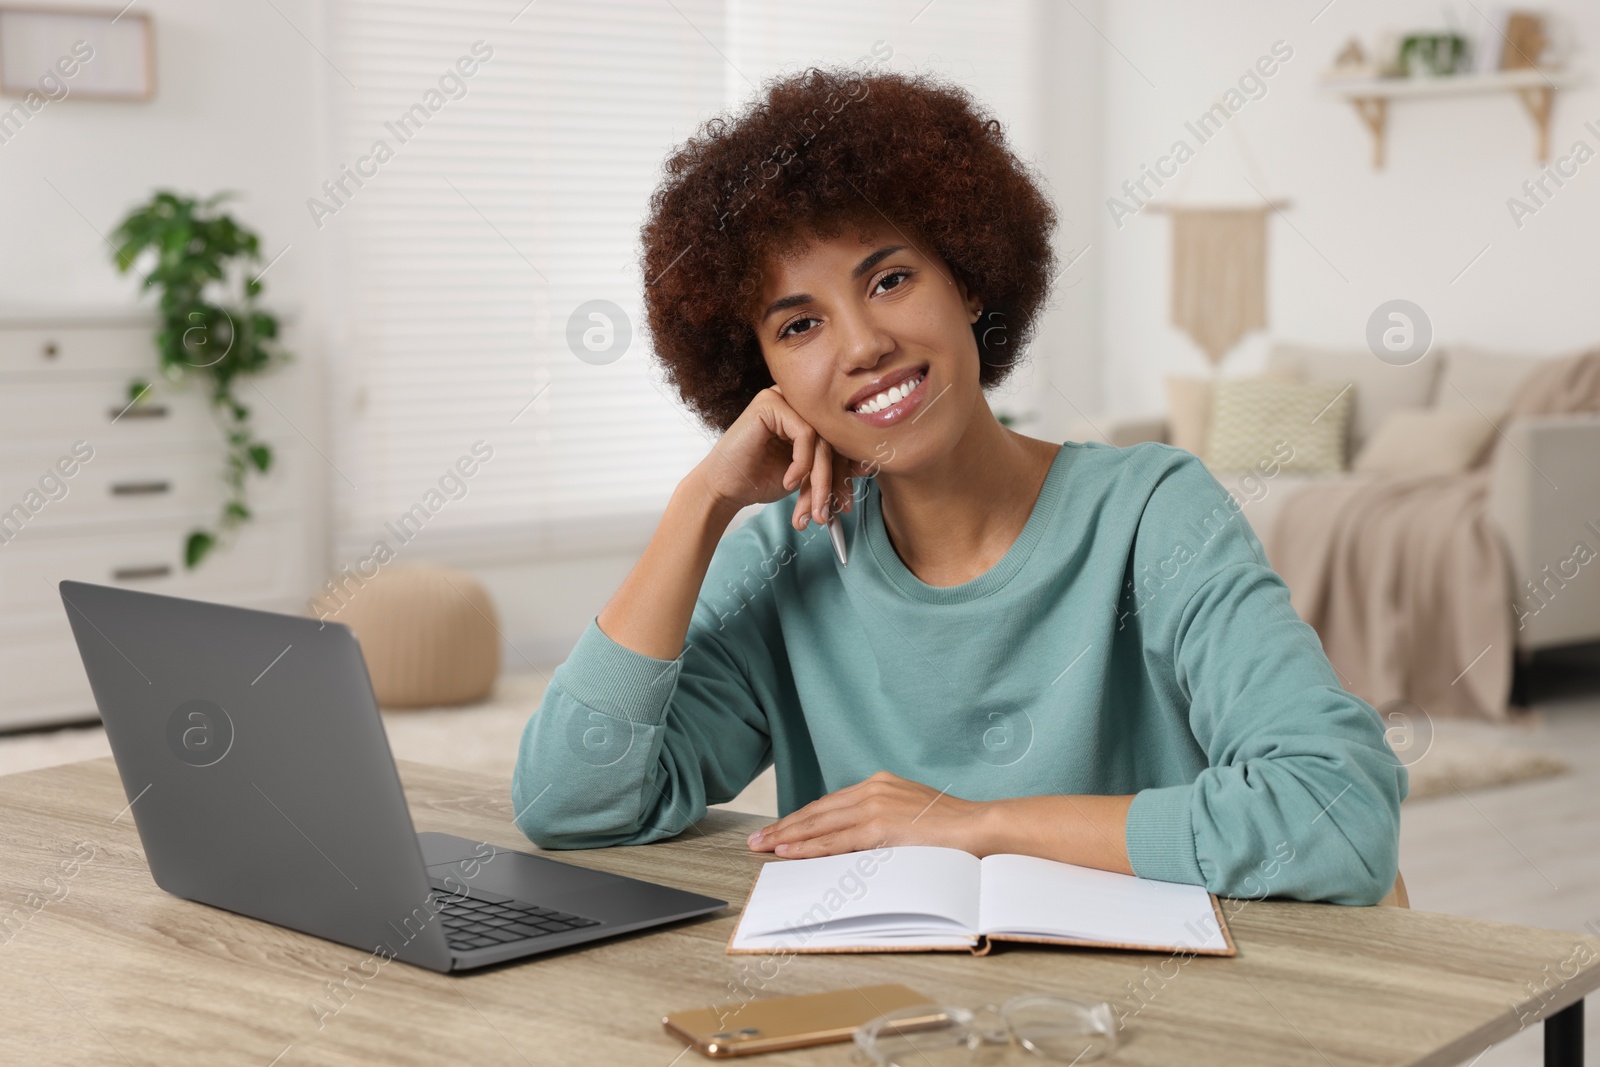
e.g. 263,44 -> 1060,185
1075,343 -> 1600,654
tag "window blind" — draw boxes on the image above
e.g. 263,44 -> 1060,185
325,0 -> 1040,565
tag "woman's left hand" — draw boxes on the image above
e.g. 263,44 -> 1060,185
746,770 -> 988,858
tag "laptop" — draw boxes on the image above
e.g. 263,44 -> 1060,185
58,579 -> 726,973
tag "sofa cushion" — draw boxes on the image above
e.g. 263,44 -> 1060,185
1433,346 -> 1545,424
1205,377 -> 1353,474
1165,376 -> 1212,456
1353,409 -> 1497,475
1267,341 -> 1442,459
1163,368 -> 1316,458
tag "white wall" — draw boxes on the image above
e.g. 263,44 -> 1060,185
1097,0 -> 1600,415
1019,0 -> 1106,441
0,0 -> 328,339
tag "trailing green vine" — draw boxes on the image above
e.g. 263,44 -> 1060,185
111,191 -> 290,568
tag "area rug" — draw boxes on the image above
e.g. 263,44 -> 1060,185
1401,718 -> 1570,801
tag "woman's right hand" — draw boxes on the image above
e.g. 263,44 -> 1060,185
693,385 -> 867,531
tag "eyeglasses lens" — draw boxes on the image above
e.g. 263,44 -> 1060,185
864,1008 -> 981,1067
1006,997 -> 1118,1062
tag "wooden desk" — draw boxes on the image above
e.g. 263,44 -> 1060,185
2,758 -> 1595,1066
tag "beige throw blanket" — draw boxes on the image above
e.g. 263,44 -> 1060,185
1264,349 -> 1600,720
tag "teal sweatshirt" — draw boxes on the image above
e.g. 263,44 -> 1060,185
512,441 -> 1408,905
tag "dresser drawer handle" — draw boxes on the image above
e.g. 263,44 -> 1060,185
112,565 -> 172,581
110,481 -> 172,496
110,404 -> 169,421
43,341 -> 60,359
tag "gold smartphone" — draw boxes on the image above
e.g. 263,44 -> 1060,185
663,982 -> 943,1057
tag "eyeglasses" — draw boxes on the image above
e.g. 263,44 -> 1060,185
853,995 -> 1119,1065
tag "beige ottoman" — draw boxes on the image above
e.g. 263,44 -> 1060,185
314,564 -> 501,708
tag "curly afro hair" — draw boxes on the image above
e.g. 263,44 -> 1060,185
639,64 -> 1058,433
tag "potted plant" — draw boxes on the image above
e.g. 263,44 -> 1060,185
111,191 -> 291,568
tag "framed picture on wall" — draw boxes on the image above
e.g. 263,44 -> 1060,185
0,5 -> 155,100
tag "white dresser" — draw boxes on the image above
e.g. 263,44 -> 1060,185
0,310 -> 321,731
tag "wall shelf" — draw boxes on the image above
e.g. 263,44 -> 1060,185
1321,68 -> 1579,168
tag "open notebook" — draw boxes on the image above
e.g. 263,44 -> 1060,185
727,846 -> 1235,956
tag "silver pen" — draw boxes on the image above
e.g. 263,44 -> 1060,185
827,513 -> 848,567
825,476 -> 851,566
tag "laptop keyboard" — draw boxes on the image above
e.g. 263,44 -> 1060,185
427,880 -> 601,952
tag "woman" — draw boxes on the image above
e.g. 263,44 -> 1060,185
512,67 -> 1406,904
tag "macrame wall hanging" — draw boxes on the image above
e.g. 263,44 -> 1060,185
1147,127 -> 1287,367
1166,207 -> 1268,366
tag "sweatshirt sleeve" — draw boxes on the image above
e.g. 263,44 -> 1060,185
1121,448 -> 1408,905
509,523 -> 779,850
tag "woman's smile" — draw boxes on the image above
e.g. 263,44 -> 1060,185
846,362 -> 930,425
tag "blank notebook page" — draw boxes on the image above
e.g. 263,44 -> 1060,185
731,846 -> 981,950
978,854 -> 1228,951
